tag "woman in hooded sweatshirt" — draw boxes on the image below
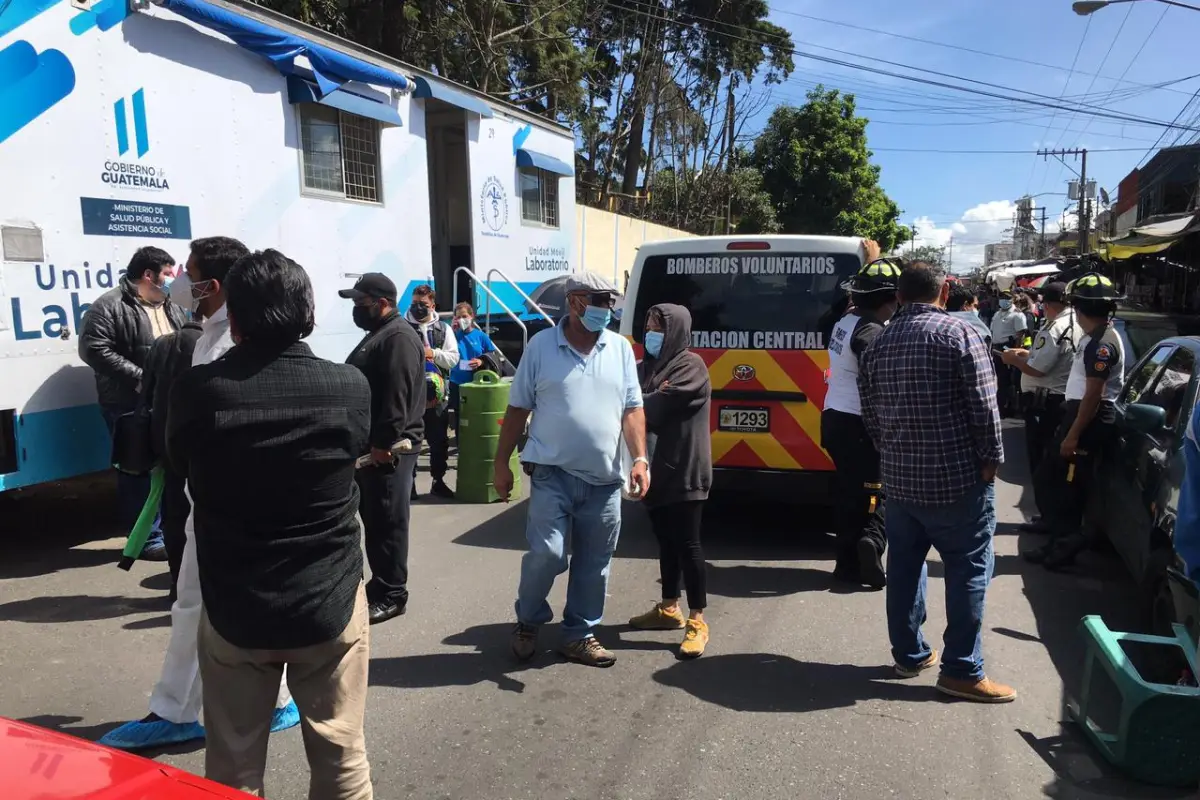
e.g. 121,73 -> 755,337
627,304 -> 714,658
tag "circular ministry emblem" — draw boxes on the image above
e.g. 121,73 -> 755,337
480,177 -> 508,233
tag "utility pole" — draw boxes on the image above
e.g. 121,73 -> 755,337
947,237 -> 954,271
1039,207 -> 1047,258
724,77 -> 736,235
910,224 -> 917,253
1038,147 -> 1089,253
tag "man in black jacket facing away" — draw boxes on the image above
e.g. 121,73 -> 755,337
342,273 -> 426,625
80,246 -> 186,561
168,250 -> 374,798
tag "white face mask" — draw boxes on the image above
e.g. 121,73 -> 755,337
170,272 -> 197,314
456,316 -> 473,331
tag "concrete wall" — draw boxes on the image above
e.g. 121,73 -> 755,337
575,206 -> 693,290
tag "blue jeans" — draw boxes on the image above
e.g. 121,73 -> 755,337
886,482 -> 995,681
101,406 -> 162,540
515,465 -> 622,642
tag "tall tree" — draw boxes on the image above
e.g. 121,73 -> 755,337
904,244 -> 947,268
751,87 -> 907,251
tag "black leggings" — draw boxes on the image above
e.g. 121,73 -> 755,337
647,501 -> 707,610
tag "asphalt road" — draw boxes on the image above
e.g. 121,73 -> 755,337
0,425 -> 1194,800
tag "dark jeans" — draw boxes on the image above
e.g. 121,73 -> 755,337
1033,406 -> 1114,540
161,469 -> 190,602
647,501 -> 707,610
886,482 -> 996,681
820,409 -> 887,568
1022,392 -> 1064,477
359,451 -> 418,607
100,405 -> 161,539
993,356 -> 1020,416
448,383 -> 461,434
418,407 -> 449,482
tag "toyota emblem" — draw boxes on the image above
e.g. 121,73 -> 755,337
732,364 -> 756,382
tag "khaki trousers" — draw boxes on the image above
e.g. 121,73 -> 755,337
198,585 -> 372,800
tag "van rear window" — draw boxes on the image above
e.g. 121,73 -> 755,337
632,252 -> 860,350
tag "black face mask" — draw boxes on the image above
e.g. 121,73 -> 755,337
353,305 -> 382,331
410,302 -> 432,321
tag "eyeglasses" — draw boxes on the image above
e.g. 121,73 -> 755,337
574,292 -> 616,309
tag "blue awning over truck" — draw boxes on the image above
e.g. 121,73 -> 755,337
286,76 -> 403,127
411,77 -> 494,118
159,0 -> 412,97
516,148 -> 574,177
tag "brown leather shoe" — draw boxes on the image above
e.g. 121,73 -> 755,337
936,675 -> 1017,703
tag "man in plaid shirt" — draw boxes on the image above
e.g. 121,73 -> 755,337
858,262 -> 1015,704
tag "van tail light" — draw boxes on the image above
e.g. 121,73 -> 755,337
726,241 -> 771,251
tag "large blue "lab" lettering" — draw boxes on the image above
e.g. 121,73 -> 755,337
10,262 -> 119,340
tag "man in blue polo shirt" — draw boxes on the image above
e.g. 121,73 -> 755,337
493,272 -> 649,668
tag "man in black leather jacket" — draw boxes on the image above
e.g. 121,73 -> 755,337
79,246 -> 186,560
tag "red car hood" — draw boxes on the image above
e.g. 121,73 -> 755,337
1,717 -> 253,799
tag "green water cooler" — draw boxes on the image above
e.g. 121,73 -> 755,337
458,370 -> 521,503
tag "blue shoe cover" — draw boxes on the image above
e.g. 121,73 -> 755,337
98,718 -> 205,750
270,700 -> 300,733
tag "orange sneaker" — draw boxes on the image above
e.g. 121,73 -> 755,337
628,604 -> 685,630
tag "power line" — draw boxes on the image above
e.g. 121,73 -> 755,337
871,146 -> 1145,154
612,0 -> 1200,135
1028,17 -> 1091,194
761,3 -> 1196,99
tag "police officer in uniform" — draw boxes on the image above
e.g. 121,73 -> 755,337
1024,273 -> 1125,570
1001,282 -> 1079,479
821,258 -> 902,589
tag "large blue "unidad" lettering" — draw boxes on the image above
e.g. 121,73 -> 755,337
9,262 -> 122,340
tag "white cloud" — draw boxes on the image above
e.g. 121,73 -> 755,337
899,199 -> 1070,271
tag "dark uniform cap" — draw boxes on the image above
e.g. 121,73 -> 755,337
338,273 -> 397,302
1041,282 -> 1068,303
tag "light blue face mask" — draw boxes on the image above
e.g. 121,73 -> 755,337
999,299 -> 1012,310
581,305 -> 612,333
644,330 -> 665,357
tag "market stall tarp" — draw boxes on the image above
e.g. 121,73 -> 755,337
986,260 -> 1061,291
1100,212 -> 1200,260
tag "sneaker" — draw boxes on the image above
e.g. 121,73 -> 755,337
270,700 -> 300,733
511,622 -> 539,662
628,604 -> 685,630
559,636 -> 616,668
98,714 -> 205,750
430,479 -> 455,499
857,538 -> 887,589
679,619 -> 709,659
936,675 -> 1017,703
139,534 -> 168,563
894,649 -> 939,679
410,484 -> 419,502
368,599 -> 406,625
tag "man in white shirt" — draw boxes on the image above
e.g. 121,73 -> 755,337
405,284 -> 460,499
1002,283 -> 1079,475
990,291 -> 1028,417
99,237 -> 299,750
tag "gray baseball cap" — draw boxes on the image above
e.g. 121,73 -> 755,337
565,272 -> 619,296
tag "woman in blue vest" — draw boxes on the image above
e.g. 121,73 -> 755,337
449,302 -> 497,427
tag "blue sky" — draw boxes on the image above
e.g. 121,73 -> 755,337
758,0 -> 1197,267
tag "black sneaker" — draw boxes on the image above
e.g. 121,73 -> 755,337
410,484 -> 419,502
368,599 -> 406,625
431,480 -> 455,499
857,538 -> 887,589
139,536 -> 168,562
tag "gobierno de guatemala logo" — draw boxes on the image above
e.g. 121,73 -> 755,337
479,176 -> 509,235
0,0 -> 131,145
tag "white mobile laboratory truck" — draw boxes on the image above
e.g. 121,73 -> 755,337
0,0 -> 577,492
